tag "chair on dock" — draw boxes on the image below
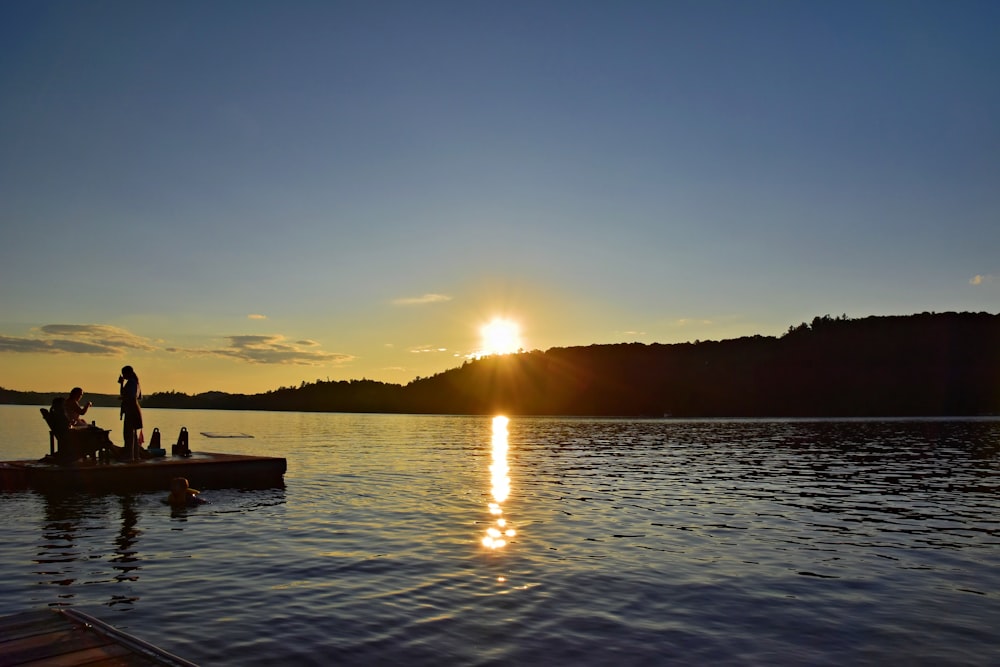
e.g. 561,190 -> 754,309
39,407 -> 120,464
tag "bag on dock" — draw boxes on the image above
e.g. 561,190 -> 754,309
172,427 -> 191,457
146,427 -> 166,457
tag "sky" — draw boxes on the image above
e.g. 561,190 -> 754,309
1,1 -> 998,395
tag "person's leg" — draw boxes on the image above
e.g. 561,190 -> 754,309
123,419 -> 137,460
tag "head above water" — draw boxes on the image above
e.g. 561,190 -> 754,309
170,477 -> 199,497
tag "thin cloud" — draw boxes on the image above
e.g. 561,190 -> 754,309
41,324 -> 158,350
970,274 -> 995,286
0,323 -> 353,368
248,314 -> 268,320
206,334 -> 354,365
409,345 -> 448,354
392,293 -> 453,306
0,324 -> 157,355
0,336 -> 65,354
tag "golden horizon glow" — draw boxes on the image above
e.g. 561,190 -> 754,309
475,318 -> 523,358
482,415 -> 517,550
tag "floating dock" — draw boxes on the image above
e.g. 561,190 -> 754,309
0,451 -> 286,493
0,608 -> 198,666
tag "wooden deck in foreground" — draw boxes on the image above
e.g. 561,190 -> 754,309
0,608 -> 197,666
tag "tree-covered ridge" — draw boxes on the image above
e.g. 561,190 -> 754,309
4,312 -> 998,417
402,312 -> 999,417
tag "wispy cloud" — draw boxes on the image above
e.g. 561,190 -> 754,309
248,313 -> 268,320
207,335 -> 354,365
0,335 -> 66,354
0,324 -> 157,355
392,293 -> 452,306
409,345 -> 448,354
0,324 -> 352,367
970,274 -> 995,286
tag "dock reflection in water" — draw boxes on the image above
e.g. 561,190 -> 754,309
482,416 -> 517,550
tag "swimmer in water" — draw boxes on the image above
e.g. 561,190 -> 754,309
166,477 -> 206,506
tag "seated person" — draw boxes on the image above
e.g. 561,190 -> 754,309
166,477 -> 206,506
48,397 -> 71,432
65,387 -> 93,427
42,397 -> 127,464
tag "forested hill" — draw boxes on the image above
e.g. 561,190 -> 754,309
397,312 -> 1000,417
3,312 -> 998,417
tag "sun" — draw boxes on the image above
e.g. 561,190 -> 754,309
478,318 -> 523,357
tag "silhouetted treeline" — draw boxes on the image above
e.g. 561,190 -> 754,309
144,381 -> 408,413
4,312 -> 999,417
0,388 -> 122,408
398,312 -> 999,417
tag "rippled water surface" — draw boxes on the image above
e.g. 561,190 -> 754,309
1,406 -> 999,665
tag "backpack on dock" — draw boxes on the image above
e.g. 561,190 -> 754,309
172,427 -> 191,457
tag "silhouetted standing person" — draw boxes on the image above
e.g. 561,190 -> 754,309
119,366 -> 143,461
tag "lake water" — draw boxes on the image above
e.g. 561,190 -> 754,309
1,405 -> 999,666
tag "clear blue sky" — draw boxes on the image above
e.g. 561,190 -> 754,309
1,1 -> 997,394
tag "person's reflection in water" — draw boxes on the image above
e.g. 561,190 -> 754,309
483,416 -> 517,550
109,495 -> 142,607
35,493 -> 91,602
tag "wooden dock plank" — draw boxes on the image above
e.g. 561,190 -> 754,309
0,609 -> 59,641
0,609 -> 197,667
12,642 -> 134,667
0,625 -> 113,664
0,611 -> 129,666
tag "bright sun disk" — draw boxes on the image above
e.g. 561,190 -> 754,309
478,318 -> 522,357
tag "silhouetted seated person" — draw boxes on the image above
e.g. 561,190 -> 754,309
41,398 -> 127,464
64,387 -> 93,427
166,477 -> 206,507
45,397 -> 71,434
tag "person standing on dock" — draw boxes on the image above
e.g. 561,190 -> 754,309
118,366 -> 143,461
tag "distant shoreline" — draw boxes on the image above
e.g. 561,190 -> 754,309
4,312 -> 998,418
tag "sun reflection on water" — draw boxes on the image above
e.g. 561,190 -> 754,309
483,416 -> 517,550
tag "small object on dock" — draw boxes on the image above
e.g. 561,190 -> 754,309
0,607 -> 198,666
172,427 -> 190,457
147,428 -> 167,457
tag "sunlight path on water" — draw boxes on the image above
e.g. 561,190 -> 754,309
482,416 -> 517,549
